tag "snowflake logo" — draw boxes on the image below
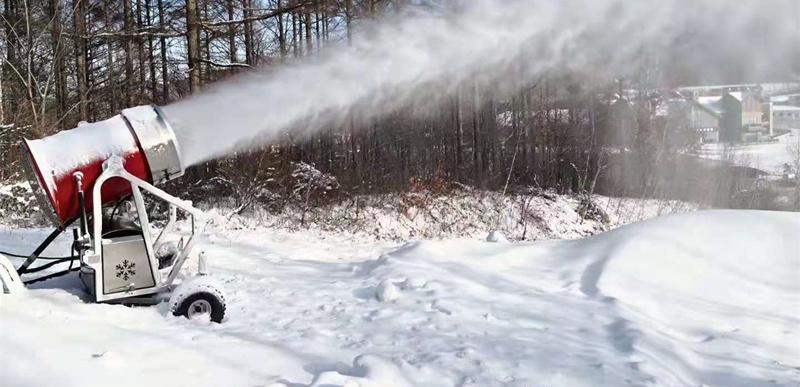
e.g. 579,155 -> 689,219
115,260 -> 136,281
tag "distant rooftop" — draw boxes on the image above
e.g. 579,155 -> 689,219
677,83 -> 761,91
724,91 -> 743,102
677,82 -> 799,92
773,105 -> 800,112
695,96 -> 725,116
770,94 -> 800,103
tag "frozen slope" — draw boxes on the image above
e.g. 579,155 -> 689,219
0,211 -> 798,386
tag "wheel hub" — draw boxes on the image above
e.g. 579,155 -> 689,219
186,299 -> 212,319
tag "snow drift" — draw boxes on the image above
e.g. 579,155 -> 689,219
0,210 -> 798,386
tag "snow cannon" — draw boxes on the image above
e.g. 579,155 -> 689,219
22,105 -> 184,229
0,105 -> 227,323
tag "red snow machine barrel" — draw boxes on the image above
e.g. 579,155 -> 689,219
22,105 -> 184,229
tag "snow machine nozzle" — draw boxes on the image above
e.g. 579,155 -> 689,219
21,105 -> 184,229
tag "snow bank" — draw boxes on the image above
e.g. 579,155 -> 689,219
206,190 -> 696,242
305,355 -> 414,387
485,230 -> 509,243
346,210 -> 800,385
1,178 -> 695,240
1,210 -> 796,386
594,211 -> 800,385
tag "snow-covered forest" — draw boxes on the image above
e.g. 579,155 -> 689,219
0,1 -> 798,386
0,0 -> 797,211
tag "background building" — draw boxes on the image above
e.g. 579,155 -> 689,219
772,105 -> 800,130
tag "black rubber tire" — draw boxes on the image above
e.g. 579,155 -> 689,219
172,291 -> 226,323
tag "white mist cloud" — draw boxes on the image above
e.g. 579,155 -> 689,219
162,0 -> 800,167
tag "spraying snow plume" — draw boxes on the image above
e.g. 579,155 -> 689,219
163,0 -> 800,167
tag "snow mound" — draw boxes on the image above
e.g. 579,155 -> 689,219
351,210 -> 800,386
308,355 -> 413,387
485,230 -> 509,243
375,279 -> 402,302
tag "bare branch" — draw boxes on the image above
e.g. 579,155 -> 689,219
200,58 -> 253,69
200,2 -> 314,28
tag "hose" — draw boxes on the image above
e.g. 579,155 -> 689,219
1,242 -> 79,284
23,267 -> 81,285
0,250 -> 73,260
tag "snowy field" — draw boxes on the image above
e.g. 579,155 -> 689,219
694,129 -> 800,174
1,210 -> 798,387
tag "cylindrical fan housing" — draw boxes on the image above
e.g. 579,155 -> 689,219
22,105 -> 184,228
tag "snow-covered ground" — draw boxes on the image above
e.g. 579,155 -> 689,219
694,129 -> 800,174
1,210 -> 798,386
205,192 -> 696,242
0,179 -> 697,241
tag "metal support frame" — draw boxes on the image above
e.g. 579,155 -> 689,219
85,156 -> 207,302
0,254 -> 24,293
1,155 -> 206,298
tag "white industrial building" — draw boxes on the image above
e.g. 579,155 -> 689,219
772,105 -> 800,130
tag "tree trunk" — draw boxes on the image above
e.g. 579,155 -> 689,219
123,0 -> 134,105
291,11 -> 298,57
454,87 -> 463,169
277,0 -> 286,59
49,0 -> 66,124
486,97 -> 497,177
1,0 -> 15,123
136,0 -> 146,101
227,0 -> 237,64
472,79 -> 483,187
104,0 -> 118,113
186,0 -> 201,93
243,0 -> 254,65
314,0 -> 320,52
74,0 -> 90,121
158,0 -> 168,101
304,8 -> 312,55
202,0 -> 210,82
524,88 -> 534,175
344,0 -> 352,44
145,0 -> 158,101
323,3 -> 329,41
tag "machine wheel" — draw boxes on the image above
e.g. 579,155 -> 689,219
173,292 -> 225,323
169,277 -> 227,323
